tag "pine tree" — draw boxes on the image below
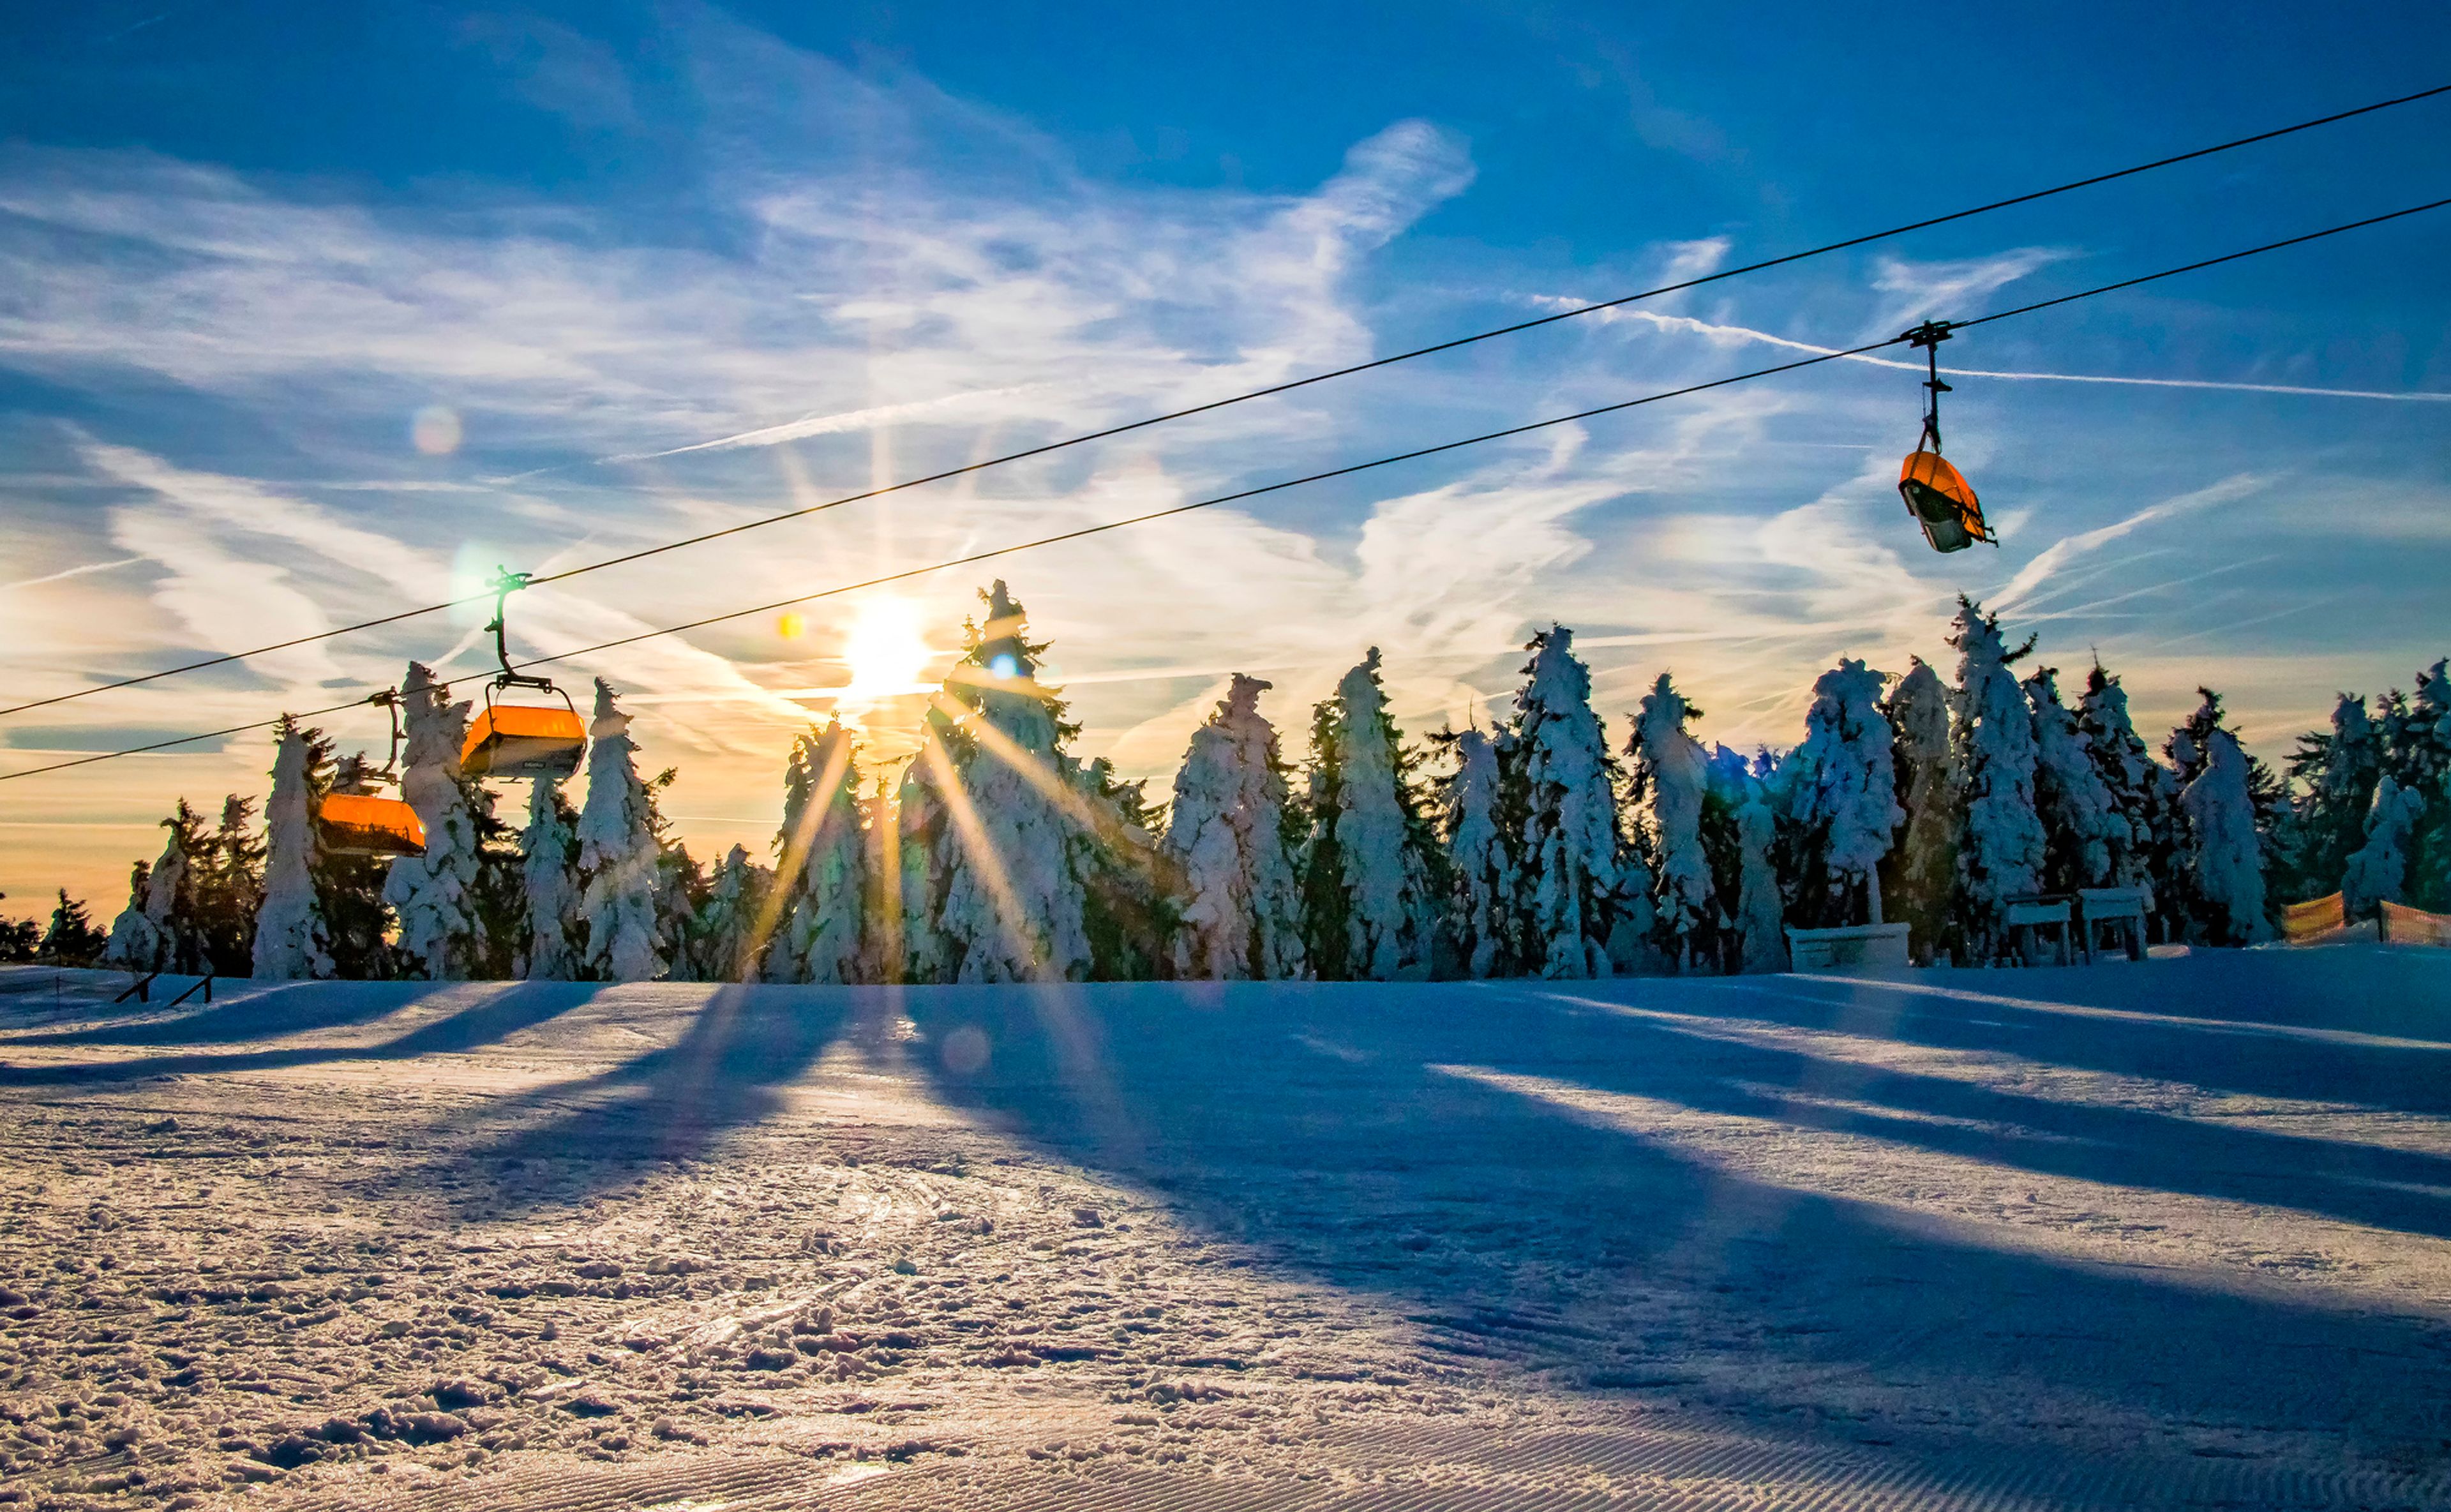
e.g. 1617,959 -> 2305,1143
0,900 -> 38,962
520,776 -> 583,980
2342,775 -> 2423,920
38,892 -> 103,966
1784,658 -> 1902,929
1881,657 -> 1957,962
691,844 -> 771,982
2026,666 -> 2127,892
131,802 -> 213,974
576,678 -> 667,982
1431,726 -> 1515,978
1947,600 -> 2045,961
2177,721 -> 2274,945
1300,648 -> 1437,981
768,719 -> 871,984
384,662 -> 491,979
1628,673 -> 1720,970
653,821 -> 707,980
251,721 -> 333,980
1072,756 -> 1174,984
1510,629 -> 1627,979
1163,674 -> 1307,980
902,582 -> 1094,984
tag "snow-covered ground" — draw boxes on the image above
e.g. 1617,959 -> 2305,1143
4,947 -> 2450,1509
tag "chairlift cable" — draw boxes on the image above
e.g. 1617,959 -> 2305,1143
4,80 -> 2446,722
3,193 -> 2445,785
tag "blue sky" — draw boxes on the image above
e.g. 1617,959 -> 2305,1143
3,1 -> 2447,906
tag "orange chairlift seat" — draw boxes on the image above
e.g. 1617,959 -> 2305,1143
460,567 -> 587,781
1896,321 -> 1997,555
317,689 -> 428,858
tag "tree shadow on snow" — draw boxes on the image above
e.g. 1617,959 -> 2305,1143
0,981 -> 600,1087
904,980 -> 2451,1480
1,978 -> 465,1049
394,983 -> 873,1216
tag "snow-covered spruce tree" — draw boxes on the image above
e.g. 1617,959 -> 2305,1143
2074,662 -> 2183,939
1300,649 -> 1439,982
197,794 -> 264,977
2379,660 -> 2451,911
2176,720 -> 2274,945
1509,628 -> 1628,979
1164,674 -> 1307,980
251,721 -> 333,980
2165,688 -> 2284,939
901,582 -> 1094,984
383,662 -> 491,979
2026,666 -> 2127,892
1072,755 -> 1174,984
2277,693 -> 2381,904
2342,776 -> 2424,920
1783,658 -> 1903,929
576,678 -> 668,982
691,844 -> 772,982
116,803 -> 211,974
1704,745 -> 1787,973
653,826 -> 707,980
1628,672 -> 1720,971
1880,657 -> 1958,962
767,718 -> 870,985
39,892 -> 103,966
1431,726 -> 1515,978
100,858 -> 160,971
520,776 -> 583,980
319,749 -> 400,979
1946,600 -> 2046,962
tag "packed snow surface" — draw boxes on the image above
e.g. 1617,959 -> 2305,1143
4,948 -> 2451,1510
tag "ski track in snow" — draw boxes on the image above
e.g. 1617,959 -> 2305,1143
1,947 -> 2448,1509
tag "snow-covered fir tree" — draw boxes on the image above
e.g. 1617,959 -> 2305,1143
1881,657 -> 1957,961
1300,648 -> 1437,982
1628,672 -> 1718,970
1703,745 -> 1786,973
1947,600 -> 2046,960
2342,775 -> 2424,920
2176,718 -> 2274,945
2277,692 -> 2381,904
576,678 -> 668,982
197,794 -> 263,976
2074,664 -> 2174,894
1163,674 -> 1307,981
1783,657 -> 1901,928
901,582 -> 1093,984
2026,666 -> 2127,892
383,662 -> 491,979
319,749 -> 400,979
652,832 -> 706,980
1432,726 -> 1514,978
251,722 -> 333,980
520,776 -> 583,980
767,718 -> 870,985
1509,628 -> 1627,979
100,858 -> 160,971
691,844 -> 770,982
2379,660 -> 2451,912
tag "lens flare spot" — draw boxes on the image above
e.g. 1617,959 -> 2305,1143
777,611 -> 807,640
940,1025 -> 989,1075
412,405 -> 463,456
988,654 -> 1019,682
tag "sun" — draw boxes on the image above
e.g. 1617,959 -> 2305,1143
840,595 -> 931,700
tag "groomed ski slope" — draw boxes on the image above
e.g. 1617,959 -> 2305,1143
3,945 -> 2448,1510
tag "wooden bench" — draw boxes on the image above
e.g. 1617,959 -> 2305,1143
1784,923 -> 1910,973
2077,887 -> 2151,962
2004,895 -> 2074,967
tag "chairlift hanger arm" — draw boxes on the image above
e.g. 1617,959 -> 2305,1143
483,567 -> 557,693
